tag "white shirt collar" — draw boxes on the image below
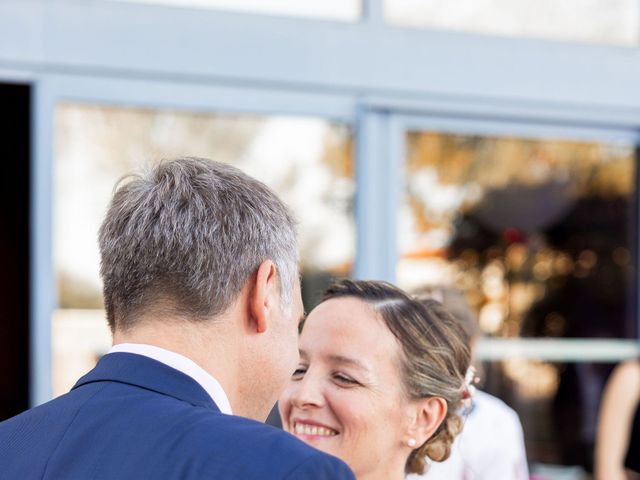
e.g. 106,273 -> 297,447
107,343 -> 233,415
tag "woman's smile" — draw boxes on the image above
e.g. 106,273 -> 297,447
290,419 -> 340,439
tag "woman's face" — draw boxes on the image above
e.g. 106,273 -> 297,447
279,297 -> 413,478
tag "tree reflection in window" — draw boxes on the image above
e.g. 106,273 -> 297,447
400,132 -> 636,340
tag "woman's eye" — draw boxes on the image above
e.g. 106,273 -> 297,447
291,367 -> 307,379
333,374 -> 358,386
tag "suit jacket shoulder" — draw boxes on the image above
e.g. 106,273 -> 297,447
0,353 -> 354,480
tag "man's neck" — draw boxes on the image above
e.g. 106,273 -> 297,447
112,318 -> 242,415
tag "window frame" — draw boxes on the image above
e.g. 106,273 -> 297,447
32,74 -> 359,405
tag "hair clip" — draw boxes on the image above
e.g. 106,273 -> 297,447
462,366 -> 479,401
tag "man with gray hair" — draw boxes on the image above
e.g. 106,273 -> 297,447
0,157 -> 355,479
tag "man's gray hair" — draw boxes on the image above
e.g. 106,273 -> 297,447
98,157 -> 298,331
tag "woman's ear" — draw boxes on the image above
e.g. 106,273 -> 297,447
247,260 -> 279,334
405,397 -> 448,447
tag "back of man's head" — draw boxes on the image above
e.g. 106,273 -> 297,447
99,157 -> 298,332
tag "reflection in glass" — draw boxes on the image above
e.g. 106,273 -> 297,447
482,359 -> 617,471
53,103 -> 354,396
111,0 -> 361,22
399,131 -> 636,340
386,0 -> 640,46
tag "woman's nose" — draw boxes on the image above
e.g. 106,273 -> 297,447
290,373 -> 325,409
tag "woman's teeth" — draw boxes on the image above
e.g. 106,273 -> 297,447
294,422 -> 338,437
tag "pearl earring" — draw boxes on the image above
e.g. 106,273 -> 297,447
407,438 -> 417,448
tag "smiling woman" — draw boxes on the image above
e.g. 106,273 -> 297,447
279,279 -> 471,480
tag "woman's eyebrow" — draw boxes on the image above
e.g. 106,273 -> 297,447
297,351 -> 371,374
327,355 -> 370,372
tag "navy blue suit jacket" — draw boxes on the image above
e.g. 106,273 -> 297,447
0,353 -> 354,479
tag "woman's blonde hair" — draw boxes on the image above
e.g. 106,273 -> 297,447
322,279 -> 471,475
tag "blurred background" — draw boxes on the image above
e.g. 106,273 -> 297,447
2,1 -> 640,478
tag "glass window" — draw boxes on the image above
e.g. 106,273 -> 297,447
398,131 -> 637,340
110,0 -> 361,22
53,102 -> 354,396
481,359 -> 617,472
385,0 -> 640,46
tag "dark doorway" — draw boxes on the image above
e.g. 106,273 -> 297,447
0,83 -> 31,420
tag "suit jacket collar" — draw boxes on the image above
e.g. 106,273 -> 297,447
73,352 -> 221,412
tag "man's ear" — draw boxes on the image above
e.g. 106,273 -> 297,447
405,396 -> 448,447
248,260 -> 279,334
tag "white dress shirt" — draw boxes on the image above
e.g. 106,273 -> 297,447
108,343 -> 233,415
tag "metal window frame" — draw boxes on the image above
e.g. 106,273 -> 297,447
30,74 -> 358,406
